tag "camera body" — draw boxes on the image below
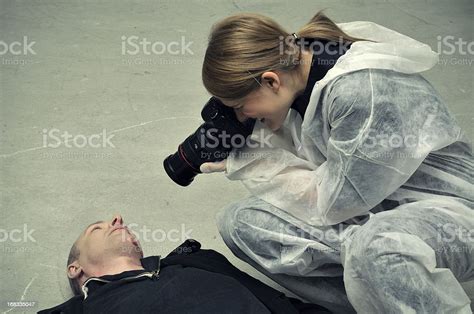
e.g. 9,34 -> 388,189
163,97 -> 256,186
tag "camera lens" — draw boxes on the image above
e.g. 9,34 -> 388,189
163,144 -> 200,187
163,97 -> 256,186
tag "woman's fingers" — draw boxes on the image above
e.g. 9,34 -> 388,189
200,160 -> 227,173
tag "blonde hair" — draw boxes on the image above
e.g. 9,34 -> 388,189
202,10 -> 364,100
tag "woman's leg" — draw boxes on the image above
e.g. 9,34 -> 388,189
216,195 -> 357,314
342,199 -> 474,313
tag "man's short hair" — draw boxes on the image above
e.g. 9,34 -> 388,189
67,242 -> 82,296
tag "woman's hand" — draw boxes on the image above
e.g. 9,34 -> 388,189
200,160 -> 227,173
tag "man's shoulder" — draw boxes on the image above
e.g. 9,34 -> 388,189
161,239 -> 233,270
164,239 -> 202,258
37,295 -> 82,314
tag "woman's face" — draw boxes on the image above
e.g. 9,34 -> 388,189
220,70 -> 302,131
219,50 -> 312,131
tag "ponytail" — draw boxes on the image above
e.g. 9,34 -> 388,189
296,10 -> 365,43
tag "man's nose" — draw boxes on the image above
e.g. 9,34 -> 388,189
111,214 -> 123,226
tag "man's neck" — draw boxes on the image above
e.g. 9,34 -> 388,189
81,256 -> 144,285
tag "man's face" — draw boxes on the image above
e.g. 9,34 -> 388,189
76,215 -> 143,267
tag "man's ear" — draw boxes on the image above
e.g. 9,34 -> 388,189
67,261 -> 83,280
260,72 -> 281,92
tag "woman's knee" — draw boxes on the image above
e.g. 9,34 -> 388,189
343,207 -> 455,280
344,211 -> 424,274
216,196 -> 267,247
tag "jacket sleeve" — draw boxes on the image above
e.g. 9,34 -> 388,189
313,68 -> 455,224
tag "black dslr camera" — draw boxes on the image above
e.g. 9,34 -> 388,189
163,97 -> 256,186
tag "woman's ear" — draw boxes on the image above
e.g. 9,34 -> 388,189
67,261 -> 83,279
260,71 -> 281,92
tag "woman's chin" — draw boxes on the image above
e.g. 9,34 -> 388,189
264,119 -> 282,131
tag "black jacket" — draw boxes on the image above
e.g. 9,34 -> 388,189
39,239 -> 330,314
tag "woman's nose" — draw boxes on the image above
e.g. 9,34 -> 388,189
111,214 -> 123,226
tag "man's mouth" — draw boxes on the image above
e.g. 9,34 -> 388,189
110,226 -> 127,235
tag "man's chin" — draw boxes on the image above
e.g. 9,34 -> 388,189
113,236 -> 143,257
118,242 -> 143,258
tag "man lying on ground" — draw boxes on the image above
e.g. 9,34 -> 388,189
38,214 -> 331,314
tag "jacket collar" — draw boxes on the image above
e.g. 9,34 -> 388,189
81,256 -> 161,299
140,255 -> 162,271
81,239 -> 201,299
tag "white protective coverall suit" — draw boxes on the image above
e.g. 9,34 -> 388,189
216,21 -> 474,314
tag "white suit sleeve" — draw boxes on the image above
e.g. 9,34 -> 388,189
314,69 -> 457,224
225,120 -> 324,225
226,69 -> 460,226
